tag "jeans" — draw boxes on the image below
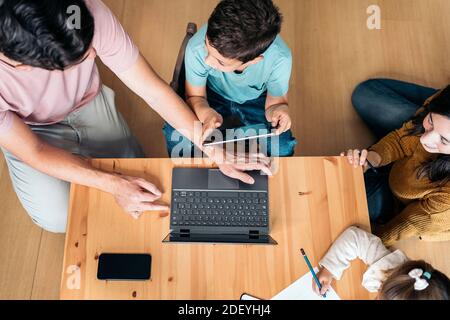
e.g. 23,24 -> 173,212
163,88 -> 297,157
352,78 -> 438,139
351,79 -> 438,223
1,86 -> 144,233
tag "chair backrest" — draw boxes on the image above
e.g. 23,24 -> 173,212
170,23 -> 198,98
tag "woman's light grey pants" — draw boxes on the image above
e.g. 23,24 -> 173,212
2,86 -> 144,233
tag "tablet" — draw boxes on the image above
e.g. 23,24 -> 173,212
203,123 -> 276,147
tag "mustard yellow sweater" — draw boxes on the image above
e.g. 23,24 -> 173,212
370,105 -> 450,246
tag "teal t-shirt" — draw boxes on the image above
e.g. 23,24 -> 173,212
185,25 -> 292,104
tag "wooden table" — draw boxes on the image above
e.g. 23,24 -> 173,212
60,157 -> 372,300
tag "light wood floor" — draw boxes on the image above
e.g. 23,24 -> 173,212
1,0 -> 449,299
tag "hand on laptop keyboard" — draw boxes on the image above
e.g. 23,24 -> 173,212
204,146 -> 273,184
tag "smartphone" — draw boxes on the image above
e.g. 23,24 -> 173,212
97,253 -> 151,281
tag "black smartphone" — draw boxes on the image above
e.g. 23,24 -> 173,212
97,253 -> 152,281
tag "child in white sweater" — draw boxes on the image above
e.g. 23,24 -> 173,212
313,226 -> 449,300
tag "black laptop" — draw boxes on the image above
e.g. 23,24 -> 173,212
163,168 -> 277,245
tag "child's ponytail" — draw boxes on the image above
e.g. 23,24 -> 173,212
379,260 -> 450,300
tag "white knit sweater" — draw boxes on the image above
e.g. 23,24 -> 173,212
319,226 -> 408,292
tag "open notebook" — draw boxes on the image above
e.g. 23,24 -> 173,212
242,268 -> 341,301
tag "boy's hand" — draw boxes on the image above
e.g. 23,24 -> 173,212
265,104 -> 292,135
312,267 -> 334,297
199,108 -> 224,143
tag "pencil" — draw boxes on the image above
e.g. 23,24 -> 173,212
300,248 -> 327,298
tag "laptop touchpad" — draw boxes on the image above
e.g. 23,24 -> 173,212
208,169 -> 239,190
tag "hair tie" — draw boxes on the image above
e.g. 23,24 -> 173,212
408,268 -> 430,291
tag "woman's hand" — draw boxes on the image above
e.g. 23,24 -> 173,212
312,267 -> 334,296
265,104 -> 292,135
111,174 -> 170,219
340,149 -> 382,172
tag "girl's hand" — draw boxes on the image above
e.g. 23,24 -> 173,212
312,267 -> 334,296
340,149 -> 381,172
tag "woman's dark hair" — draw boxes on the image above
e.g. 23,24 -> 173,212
207,0 -> 283,63
0,0 -> 94,70
379,260 -> 450,300
408,85 -> 450,185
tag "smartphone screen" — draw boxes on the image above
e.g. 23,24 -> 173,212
97,253 -> 151,281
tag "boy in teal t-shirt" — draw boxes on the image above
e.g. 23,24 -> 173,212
163,0 -> 297,157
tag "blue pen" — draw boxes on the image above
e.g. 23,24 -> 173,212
301,248 -> 327,298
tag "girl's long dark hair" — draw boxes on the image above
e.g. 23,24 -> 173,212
408,85 -> 450,185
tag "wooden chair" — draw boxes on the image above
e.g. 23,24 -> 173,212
170,22 -> 198,98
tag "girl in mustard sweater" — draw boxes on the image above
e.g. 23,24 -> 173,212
345,80 -> 450,245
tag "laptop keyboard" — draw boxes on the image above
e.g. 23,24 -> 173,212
171,191 -> 268,227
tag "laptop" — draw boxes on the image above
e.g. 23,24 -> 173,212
163,168 -> 277,245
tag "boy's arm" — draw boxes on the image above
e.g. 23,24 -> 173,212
265,48 -> 293,135
183,33 -> 223,140
185,81 -> 223,142
185,82 -> 218,123
265,94 -> 289,110
185,82 -> 208,115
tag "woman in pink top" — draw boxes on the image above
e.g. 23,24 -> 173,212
0,0 -> 270,233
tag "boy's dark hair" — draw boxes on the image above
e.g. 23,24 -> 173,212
207,0 -> 283,63
0,0 -> 95,70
